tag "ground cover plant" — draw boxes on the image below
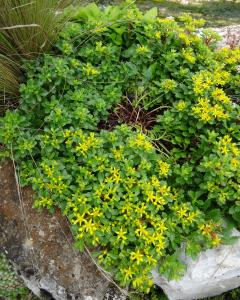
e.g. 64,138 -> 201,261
0,1 -> 240,295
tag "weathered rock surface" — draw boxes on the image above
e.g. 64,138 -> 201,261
152,230 -> 240,300
213,25 -> 240,49
0,161 -> 124,300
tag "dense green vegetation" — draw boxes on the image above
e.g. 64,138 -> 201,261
0,1 -> 240,299
1,1 -> 239,295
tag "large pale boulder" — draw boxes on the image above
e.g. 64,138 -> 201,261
152,229 -> 240,300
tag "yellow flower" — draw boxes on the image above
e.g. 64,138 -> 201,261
213,69 -> 230,85
63,129 -> 72,138
116,227 -> 127,241
182,49 -> 196,64
231,158 -> 239,168
130,249 -> 144,264
135,203 -> 147,217
121,202 -> 133,215
124,177 -> 136,188
176,100 -> 186,111
132,276 -> 144,288
156,220 -> 167,233
146,255 -> 157,265
199,223 -> 213,235
122,267 -> 134,281
90,207 -> 103,218
211,88 -> 231,104
179,32 -> 191,45
112,147 -> 123,160
151,176 -> 160,187
144,140 -> 154,151
155,31 -> 161,39
212,235 -> 221,247
155,239 -> 165,254
72,213 -> 85,225
112,174 -> 121,184
83,63 -> 99,76
186,212 -> 197,224
211,104 -> 228,120
126,166 -> 136,175
158,184 -> 170,196
146,190 -> 155,202
177,206 -> 188,218
136,45 -> 149,54
158,160 -> 170,176
161,79 -> 176,91
135,224 -> 148,237
82,219 -> 98,235
110,167 -> 120,176
153,195 -> 166,208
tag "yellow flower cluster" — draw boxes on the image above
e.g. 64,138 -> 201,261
156,17 -> 175,24
192,97 -> 228,122
75,132 -> 102,155
35,196 -> 53,208
178,32 -> 191,45
83,63 -> 99,76
35,161 -> 67,194
158,160 -> 170,176
136,45 -> 150,54
155,31 -> 161,39
193,69 -> 230,95
95,41 -> 107,53
64,130 -> 103,155
199,223 -> 221,247
182,48 -> 196,64
93,21 -> 107,33
217,135 -> 240,156
193,71 -> 212,95
161,79 -> 176,91
129,133 -> 154,151
211,88 -> 231,104
172,203 -> 199,225
216,47 -> 240,65
176,100 -> 187,111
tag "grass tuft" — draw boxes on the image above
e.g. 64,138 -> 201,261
0,0 -> 75,103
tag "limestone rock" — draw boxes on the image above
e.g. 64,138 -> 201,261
213,25 -> 240,49
0,161 -> 124,300
152,229 -> 240,300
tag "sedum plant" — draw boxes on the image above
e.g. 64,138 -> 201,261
0,2 -> 240,293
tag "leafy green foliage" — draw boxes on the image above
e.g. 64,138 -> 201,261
0,2 -> 240,293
